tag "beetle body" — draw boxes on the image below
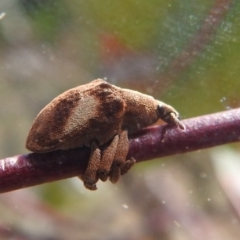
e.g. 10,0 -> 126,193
26,79 -> 184,190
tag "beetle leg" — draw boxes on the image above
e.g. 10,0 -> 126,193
169,112 -> 185,130
109,130 -> 135,183
83,141 -> 101,190
97,135 -> 119,182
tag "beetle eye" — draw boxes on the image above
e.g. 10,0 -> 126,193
157,104 -> 167,118
157,104 -> 181,120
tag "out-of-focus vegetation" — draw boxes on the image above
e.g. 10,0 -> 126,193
0,0 -> 240,239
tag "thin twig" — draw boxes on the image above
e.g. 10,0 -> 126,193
0,108 -> 240,193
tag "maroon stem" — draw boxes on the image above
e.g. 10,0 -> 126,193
0,108 -> 240,193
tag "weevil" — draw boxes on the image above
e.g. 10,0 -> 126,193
26,79 -> 185,190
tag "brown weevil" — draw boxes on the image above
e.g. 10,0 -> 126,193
26,79 -> 185,190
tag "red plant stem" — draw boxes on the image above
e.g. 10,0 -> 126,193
0,108 -> 240,194
129,107 -> 240,161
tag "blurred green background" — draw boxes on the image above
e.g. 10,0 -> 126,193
0,0 -> 240,239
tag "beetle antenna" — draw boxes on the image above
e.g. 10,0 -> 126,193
170,113 -> 186,130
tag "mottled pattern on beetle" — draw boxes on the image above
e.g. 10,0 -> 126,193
53,92 -> 80,125
26,89 -> 82,152
77,81 -> 125,147
95,82 -> 125,120
26,79 -> 126,152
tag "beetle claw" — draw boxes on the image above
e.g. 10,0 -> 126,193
84,181 -> 98,191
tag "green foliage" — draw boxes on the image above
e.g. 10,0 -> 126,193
20,0 -> 71,42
